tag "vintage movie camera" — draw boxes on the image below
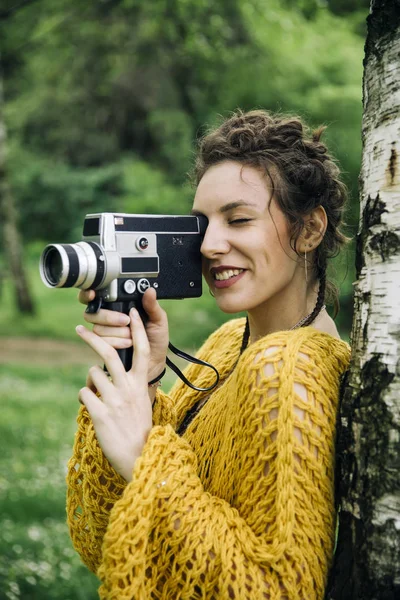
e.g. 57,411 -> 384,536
39,212 -> 208,371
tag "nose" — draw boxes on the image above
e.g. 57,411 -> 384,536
200,223 -> 230,258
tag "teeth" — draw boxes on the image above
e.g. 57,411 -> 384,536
214,269 -> 244,281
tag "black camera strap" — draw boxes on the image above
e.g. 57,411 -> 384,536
87,297 -> 220,393
166,342 -> 219,392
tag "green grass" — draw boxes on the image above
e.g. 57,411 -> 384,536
0,363 -> 100,600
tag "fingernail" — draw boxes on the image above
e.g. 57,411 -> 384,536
130,308 -> 138,319
118,315 -> 130,325
76,325 -> 85,334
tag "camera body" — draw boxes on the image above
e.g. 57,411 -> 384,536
40,212 -> 207,303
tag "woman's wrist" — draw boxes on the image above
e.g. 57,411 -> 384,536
148,369 -> 166,387
148,363 -> 167,385
149,385 -> 158,408
148,364 -> 166,409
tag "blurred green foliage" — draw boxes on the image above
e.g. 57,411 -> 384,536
0,0 -> 367,338
2,0 -> 364,238
0,2 -> 366,596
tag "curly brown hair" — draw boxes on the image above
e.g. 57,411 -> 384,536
192,109 -> 351,325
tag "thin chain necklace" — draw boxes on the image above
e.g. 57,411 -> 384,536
243,302 -> 327,351
289,304 -> 326,330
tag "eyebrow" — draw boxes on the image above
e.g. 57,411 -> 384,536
191,200 -> 258,216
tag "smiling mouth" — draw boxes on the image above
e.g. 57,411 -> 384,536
213,268 -> 245,281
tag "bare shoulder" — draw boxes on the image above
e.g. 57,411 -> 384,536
311,310 -> 342,340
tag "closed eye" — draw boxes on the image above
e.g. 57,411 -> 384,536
228,218 -> 253,225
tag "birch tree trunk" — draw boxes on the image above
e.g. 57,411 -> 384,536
326,1 -> 400,598
0,67 -> 35,314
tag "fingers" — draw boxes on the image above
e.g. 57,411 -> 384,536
84,308 -> 130,327
86,364 -> 114,395
142,288 -> 167,325
76,325 -> 126,386
78,386 -> 106,418
92,324 -> 132,339
92,336 -> 132,349
78,289 -> 95,305
84,309 -> 131,349
129,308 -> 150,383
92,322 -> 133,349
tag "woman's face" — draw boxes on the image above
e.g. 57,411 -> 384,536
191,161 -> 302,315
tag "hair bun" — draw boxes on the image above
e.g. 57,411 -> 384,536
193,108 -> 350,318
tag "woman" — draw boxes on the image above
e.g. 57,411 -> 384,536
68,109 -> 351,599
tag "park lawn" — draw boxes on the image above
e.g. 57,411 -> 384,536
0,363 -> 99,600
0,359 -> 178,600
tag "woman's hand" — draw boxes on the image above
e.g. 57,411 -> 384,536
76,307 -> 152,482
79,287 -> 168,382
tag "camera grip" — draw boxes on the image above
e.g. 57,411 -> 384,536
109,300 -> 148,371
87,298 -> 148,371
116,346 -> 133,373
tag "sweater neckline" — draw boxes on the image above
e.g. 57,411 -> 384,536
176,322 -> 349,437
232,317 -> 349,349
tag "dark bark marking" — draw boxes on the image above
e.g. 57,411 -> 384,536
360,353 -> 394,403
368,230 -> 400,261
325,511 -> 361,600
362,291 -> 371,345
367,520 -> 400,599
355,230 -> 365,278
357,357 -> 398,589
365,194 -> 388,229
388,143 -> 397,185
355,194 -> 388,276
378,110 -> 400,127
365,0 -> 400,62
329,355 -> 399,599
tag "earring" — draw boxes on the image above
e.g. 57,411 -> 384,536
304,249 -> 308,284
304,245 -> 310,284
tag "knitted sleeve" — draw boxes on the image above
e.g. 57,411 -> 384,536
66,320 -> 243,573
66,389 -> 176,574
66,406 -> 127,573
95,334 -> 345,599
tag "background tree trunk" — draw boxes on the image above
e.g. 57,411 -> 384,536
326,1 -> 400,598
0,67 -> 35,314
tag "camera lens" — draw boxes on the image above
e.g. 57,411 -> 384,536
40,245 -> 70,287
40,242 -> 103,289
46,247 -> 63,285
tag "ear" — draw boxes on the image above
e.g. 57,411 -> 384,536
299,205 -> 327,253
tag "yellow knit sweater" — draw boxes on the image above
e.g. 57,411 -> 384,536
67,318 -> 351,600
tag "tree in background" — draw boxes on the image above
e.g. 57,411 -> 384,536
3,0 -> 365,232
327,0 -> 400,597
0,70 -> 34,313
0,0 -> 367,335
0,42 -> 35,313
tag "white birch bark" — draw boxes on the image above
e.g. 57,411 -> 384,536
327,1 -> 400,598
